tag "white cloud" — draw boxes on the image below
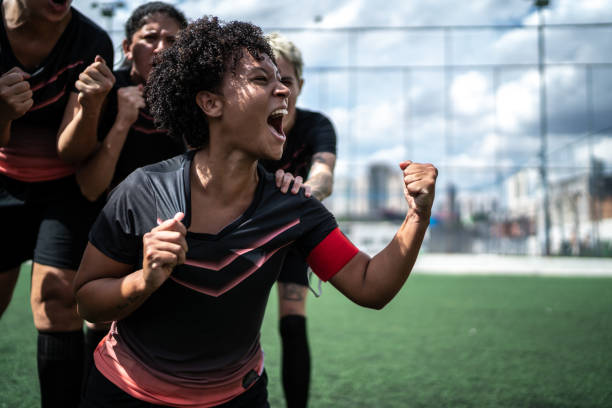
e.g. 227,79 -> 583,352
451,71 -> 490,116
497,71 -> 539,133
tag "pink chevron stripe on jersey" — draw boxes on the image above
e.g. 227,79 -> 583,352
30,61 -> 84,92
29,85 -> 67,112
131,125 -> 166,134
182,218 -> 300,271
171,240 -> 294,297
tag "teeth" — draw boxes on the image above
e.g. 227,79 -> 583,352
270,108 -> 288,118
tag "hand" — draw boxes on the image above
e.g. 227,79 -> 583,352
399,161 -> 438,221
0,67 -> 33,121
142,212 -> 188,290
275,169 -> 312,197
116,85 -> 145,126
75,55 -> 115,110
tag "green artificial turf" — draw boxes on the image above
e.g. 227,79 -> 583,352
1,263 -> 611,407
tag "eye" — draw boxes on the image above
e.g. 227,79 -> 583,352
281,78 -> 293,87
253,76 -> 268,83
143,33 -> 159,42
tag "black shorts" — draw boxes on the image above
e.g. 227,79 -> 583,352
277,246 -> 309,286
81,365 -> 270,408
0,174 -> 102,271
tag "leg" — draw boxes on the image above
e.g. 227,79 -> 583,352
0,266 -> 20,317
31,262 -> 84,408
277,281 -> 310,408
29,175 -> 103,408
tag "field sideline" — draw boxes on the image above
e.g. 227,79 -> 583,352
1,263 -> 612,407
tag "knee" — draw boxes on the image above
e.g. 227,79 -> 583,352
31,265 -> 80,330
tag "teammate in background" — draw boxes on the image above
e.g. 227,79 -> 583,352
261,32 -> 337,408
0,0 -> 113,406
74,2 -> 188,204
74,17 -> 437,407
59,0 -> 188,379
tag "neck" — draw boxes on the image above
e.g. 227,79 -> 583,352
192,148 -> 259,204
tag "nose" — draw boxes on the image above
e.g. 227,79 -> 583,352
153,40 -> 164,54
275,80 -> 290,98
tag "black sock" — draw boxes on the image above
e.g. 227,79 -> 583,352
82,328 -> 108,397
280,315 -> 310,408
37,330 -> 84,408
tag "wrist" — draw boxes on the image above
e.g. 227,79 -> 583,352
115,116 -> 136,130
406,208 -> 431,226
80,100 -> 104,118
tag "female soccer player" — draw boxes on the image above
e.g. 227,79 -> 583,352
0,0 -> 112,406
74,17 -> 437,407
73,2 -> 188,204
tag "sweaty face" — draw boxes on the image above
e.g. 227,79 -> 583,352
217,52 -> 290,161
124,13 -> 182,84
275,56 -> 302,134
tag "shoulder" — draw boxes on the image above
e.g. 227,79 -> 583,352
293,108 -> 336,138
70,8 -> 114,59
296,108 -> 333,127
71,8 -> 111,42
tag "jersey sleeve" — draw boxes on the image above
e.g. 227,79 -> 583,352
309,112 -> 337,155
88,169 -> 154,266
295,200 -> 358,281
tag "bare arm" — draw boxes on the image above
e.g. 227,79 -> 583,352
76,86 -> 145,201
74,213 -> 187,323
329,161 -> 437,309
304,151 -> 335,201
57,56 -> 115,163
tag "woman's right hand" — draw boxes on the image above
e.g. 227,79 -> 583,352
0,67 -> 33,121
75,55 -> 115,110
142,212 -> 188,291
116,85 -> 146,126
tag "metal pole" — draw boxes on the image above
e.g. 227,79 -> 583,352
537,2 -> 551,255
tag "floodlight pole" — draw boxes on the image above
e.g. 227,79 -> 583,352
536,0 -> 551,255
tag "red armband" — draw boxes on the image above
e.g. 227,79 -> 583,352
306,228 -> 359,282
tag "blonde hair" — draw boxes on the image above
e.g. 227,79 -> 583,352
265,32 -> 303,80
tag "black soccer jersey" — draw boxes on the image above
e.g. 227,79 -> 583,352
89,151 -> 358,406
0,4 -> 114,182
260,108 -> 336,179
99,69 -> 186,188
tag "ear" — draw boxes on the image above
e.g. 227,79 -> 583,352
122,39 -> 132,61
297,78 -> 304,96
195,90 -> 223,118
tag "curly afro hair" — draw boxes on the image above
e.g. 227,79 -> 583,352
146,16 -> 274,148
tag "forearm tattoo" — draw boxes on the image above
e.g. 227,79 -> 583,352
115,293 -> 143,313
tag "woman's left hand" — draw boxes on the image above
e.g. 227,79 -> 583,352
275,169 -> 312,197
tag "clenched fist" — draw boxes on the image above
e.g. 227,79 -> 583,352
0,67 -> 33,121
116,85 -> 145,126
399,161 -> 438,222
142,212 -> 188,291
75,55 -> 115,110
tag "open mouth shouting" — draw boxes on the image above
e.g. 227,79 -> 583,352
267,108 -> 288,141
49,0 -> 70,12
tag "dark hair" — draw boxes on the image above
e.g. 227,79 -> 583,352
124,1 -> 188,44
146,17 -> 274,148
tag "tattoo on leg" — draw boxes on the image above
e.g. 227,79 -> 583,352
281,283 -> 304,301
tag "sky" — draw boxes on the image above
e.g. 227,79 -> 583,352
78,0 -> 612,213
